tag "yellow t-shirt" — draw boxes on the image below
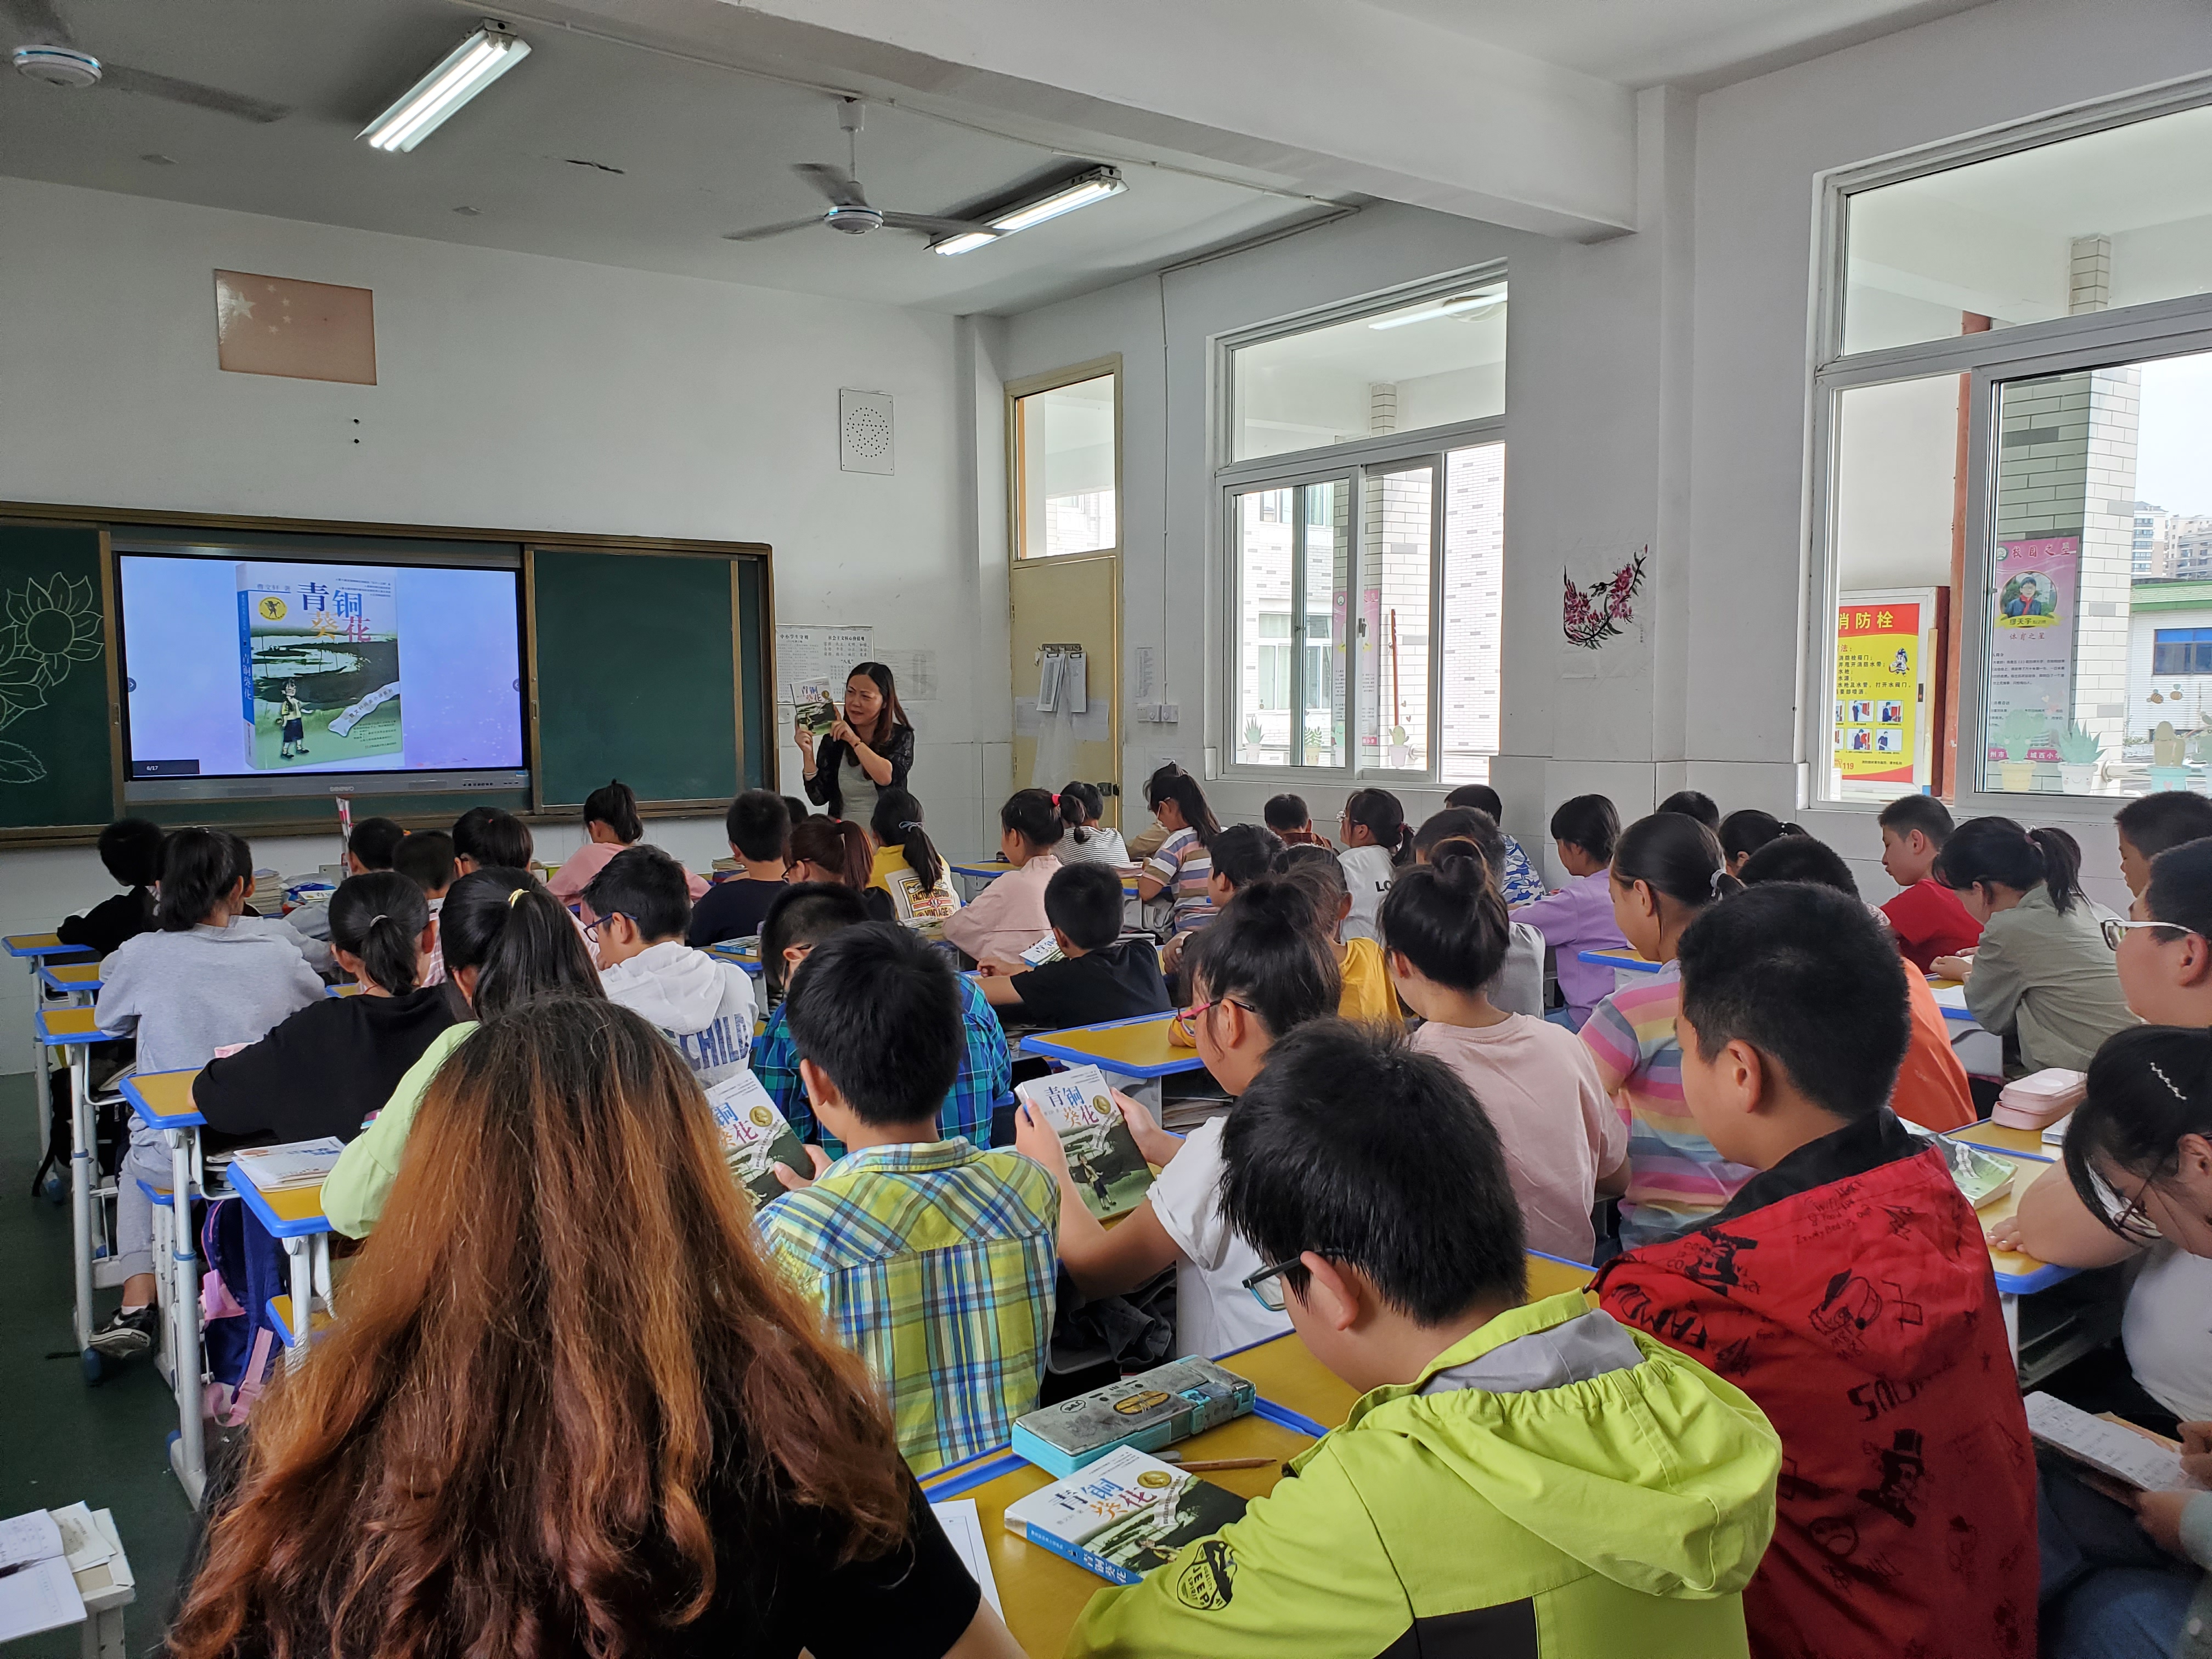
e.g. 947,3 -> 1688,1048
1338,936 -> 1403,1027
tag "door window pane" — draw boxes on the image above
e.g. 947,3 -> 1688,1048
1230,286 -> 1505,462
1358,464 -> 1434,772
1014,373 -> 1117,558
1844,102 -> 2212,357
1440,443 -> 1504,781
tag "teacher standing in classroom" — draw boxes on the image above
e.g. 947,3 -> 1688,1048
797,660 -> 914,823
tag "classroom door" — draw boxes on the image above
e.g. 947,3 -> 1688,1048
1010,551 -> 1121,825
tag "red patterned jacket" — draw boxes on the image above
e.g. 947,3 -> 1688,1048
1594,1110 -> 2036,1659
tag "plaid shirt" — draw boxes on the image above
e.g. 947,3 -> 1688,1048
750,972 -> 1009,1159
758,1139 -> 1059,1476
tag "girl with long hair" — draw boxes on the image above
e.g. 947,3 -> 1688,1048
548,778 -> 709,904
1337,787 -> 1413,944
171,996 -> 1020,1659
1052,781 -> 1128,868
1133,769 -> 1222,941
942,788 -> 1065,966
867,787 -> 963,928
789,815 -> 876,895
798,661 -> 915,824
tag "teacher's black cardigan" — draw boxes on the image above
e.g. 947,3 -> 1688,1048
803,721 -> 915,820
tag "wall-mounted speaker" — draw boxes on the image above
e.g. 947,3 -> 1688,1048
839,388 -> 894,475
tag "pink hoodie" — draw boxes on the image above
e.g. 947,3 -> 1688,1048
547,839 -> 710,906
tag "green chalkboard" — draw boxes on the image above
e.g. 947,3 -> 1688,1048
0,523 -> 117,830
532,549 -> 749,809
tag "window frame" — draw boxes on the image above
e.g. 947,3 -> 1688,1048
1805,74 -> 2212,812
1006,355 -> 1124,563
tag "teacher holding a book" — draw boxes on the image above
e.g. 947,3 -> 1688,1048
796,659 -> 915,824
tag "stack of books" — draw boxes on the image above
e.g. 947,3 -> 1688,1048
249,867 -> 284,910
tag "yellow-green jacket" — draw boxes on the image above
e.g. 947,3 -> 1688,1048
1068,1291 -> 1780,1658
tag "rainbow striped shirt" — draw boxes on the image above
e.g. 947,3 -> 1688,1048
1579,961 -> 1755,1249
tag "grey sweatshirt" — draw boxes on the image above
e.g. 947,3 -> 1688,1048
97,924 -> 328,1074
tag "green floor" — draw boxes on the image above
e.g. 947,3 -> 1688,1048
1,1074 -> 195,1656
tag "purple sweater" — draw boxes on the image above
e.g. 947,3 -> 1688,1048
1512,868 -> 1629,1025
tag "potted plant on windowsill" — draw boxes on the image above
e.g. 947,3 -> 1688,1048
1995,709 -> 2046,793
2058,724 -> 2105,794
1386,723 -> 1410,768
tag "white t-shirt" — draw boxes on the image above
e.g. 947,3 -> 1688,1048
1409,1014 -> 1627,1264
1339,845 -> 1398,944
2123,1240 -> 2212,1421
1056,827 -> 1130,868
1146,1116 -> 1290,1359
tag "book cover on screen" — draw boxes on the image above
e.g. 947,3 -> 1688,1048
236,564 -> 402,772
705,1069 -> 811,1206
1012,1357 -> 1256,1475
789,678 -> 840,740
1015,1064 -> 1153,1221
1002,1447 -> 1247,1586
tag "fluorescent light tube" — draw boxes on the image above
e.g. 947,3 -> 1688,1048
932,231 -> 1000,257
989,168 -> 1125,234
1368,287 -> 1507,330
359,21 -> 531,153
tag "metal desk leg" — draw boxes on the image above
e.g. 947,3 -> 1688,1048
283,1235 -> 311,1369
2001,1291 -> 2020,1367
27,958 -> 43,1150
69,1043 -> 93,1347
165,1125 -> 205,1508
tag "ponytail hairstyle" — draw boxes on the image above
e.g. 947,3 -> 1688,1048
438,868 -> 601,1018
1932,816 -> 2087,915
1000,788 -> 1068,854
328,872 -> 430,996
156,827 -> 245,932
1381,837 -> 1514,991
1344,787 -> 1414,868
1612,812 -> 1742,911
453,806 -> 533,872
1415,808 -> 1509,891
1058,781 -> 1105,846
582,778 -> 643,845
2064,1024 -> 2212,1244
1184,878 -> 1340,1039
1150,770 -> 1220,848
1718,809 -> 1806,866
790,816 -> 872,891
1209,823 -> 1285,890
870,787 -> 943,892
1549,794 -> 1621,865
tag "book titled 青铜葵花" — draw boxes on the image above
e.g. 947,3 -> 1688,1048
706,1069 -> 812,1207
1014,1063 -> 1152,1222
1012,1356 -> 1255,1475
1001,1447 -> 1247,1585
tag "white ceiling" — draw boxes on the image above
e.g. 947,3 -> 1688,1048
0,0 -> 1323,314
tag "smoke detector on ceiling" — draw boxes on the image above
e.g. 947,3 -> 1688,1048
13,44 -> 99,86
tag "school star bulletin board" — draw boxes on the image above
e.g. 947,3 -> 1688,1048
1833,589 -> 1938,799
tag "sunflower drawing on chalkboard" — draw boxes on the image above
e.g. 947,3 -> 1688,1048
0,573 -> 102,784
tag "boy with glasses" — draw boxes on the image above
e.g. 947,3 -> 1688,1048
582,846 -> 756,1086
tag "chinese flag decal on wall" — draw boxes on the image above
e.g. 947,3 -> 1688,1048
213,270 -> 377,386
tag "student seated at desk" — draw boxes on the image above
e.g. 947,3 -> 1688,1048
1122,761 -> 1186,864
89,828 -> 326,1361
1413,809 -> 1543,1017
1585,812 -> 1757,1248
546,777 -> 710,904
323,870 -> 602,1239
1383,843 -> 1624,1262
1876,794 -> 1983,972
1444,782 -> 1546,904
1053,780 -> 1128,868
690,789 -> 791,947
451,803 -> 533,876
1261,791 -> 1333,853
1717,809 -> 1803,876
1736,834 -> 1973,1131
392,830 -> 455,985
171,995 -> 1023,1659
222,833 -> 337,977
1132,770 -> 1221,942
752,884 -> 1008,1158
57,816 -> 163,956
1161,823 -> 1281,975
941,789 -> 1064,965
789,815 -> 882,917
584,847 -> 757,1086
1510,792 -> 1630,1028
1066,1020 -> 1782,1659
345,815 -> 404,874
1594,882 -> 2035,1659
1931,817 -> 2136,1073
1274,845 -> 1400,1026
2117,789 -> 2212,899
758,923 -> 1058,1477
974,862 -> 1168,1027
1337,787 -> 1413,944
193,873 -> 455,1148
1658,787 -> 1720,830
1014,881 -> 1338,1360
867,787 -> 963,927
2034,1026 -> 2212,1659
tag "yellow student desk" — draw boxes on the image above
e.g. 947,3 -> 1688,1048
921,1252 -> 1594,1656
8,930 -> 93,1149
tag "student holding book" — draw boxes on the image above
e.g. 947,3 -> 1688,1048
689,789 -> 791,947
1443,782 -> 1545,904
1053,781 -> 1129,868
1876,794 -> 1983,972
170,996 -> 1023,1659
548,778 -> 710,902
1133,770 -> 1222,940
322,870 -> 602,1239
1336,787 -> 1413,943
57,816 -> 163,956
1508,793 -> 1630,1028
1274,846 -> 1399,1026
1585,812 -> 1757,1248
758,923 -> 1058,1477
1067,1020 -> 1781,1658
193,872 -> 455,1148
1124,762 -> 1192,863
1015,879 -> 1339,1359
867,787 -> 963,927
941,789 -> 1065,964
1595,881 -> 2035,1659
1383,841 -> 1625,1262
2116,788 -> 2212,898
1931,817 -> 2136,1073
1735,833 -> 1974,1131
975,862 -> 1170,1026
584,847 -> 757,1086
1412,808 -> 1543,1017
86,828 -> 327,1360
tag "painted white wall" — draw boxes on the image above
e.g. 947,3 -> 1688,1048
0,174 -> 995,1060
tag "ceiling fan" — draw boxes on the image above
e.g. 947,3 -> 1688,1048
6,0 -> 289,123
724,99 -> 994,247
